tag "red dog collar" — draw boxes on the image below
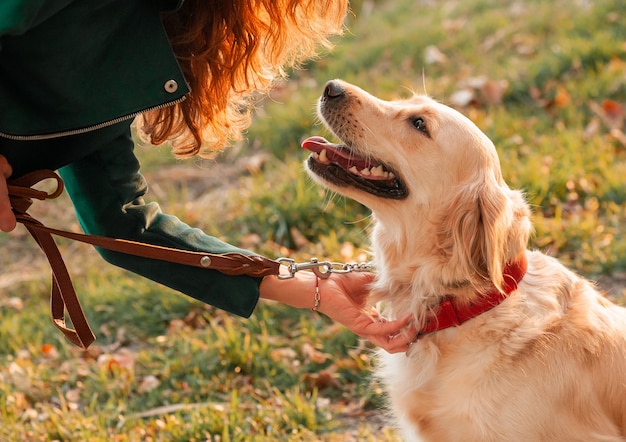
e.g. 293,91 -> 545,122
419,255 -> 528,336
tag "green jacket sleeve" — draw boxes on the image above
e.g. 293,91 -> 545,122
58,124 -> 262,317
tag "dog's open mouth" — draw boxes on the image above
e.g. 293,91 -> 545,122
302,136 -> 408,199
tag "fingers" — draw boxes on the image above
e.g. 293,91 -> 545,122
0,155 -> 16,232
384,334 -> 416,353
372,312 -> 412,334
364,313 -> 418,354
368,330 -> 415,354
320,274 -> 417,354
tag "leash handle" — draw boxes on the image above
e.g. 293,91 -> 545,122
18,214 -> 96,348
8,170 -> 280,348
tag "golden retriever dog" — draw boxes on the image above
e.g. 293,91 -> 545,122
302,79 -> 626,441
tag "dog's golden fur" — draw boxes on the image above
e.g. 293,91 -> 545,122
142,0 -> 347,157
305,80 -> 626,441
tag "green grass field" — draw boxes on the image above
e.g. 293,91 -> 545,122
2,0 -> 625,440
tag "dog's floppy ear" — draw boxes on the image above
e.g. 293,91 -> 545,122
436,172 -> 527,291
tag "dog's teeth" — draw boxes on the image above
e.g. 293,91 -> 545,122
371,165 -> 385,177
312,152 -> 319,159
360,168 -> 371,176
319,149 -> 329,163
349,166 -> 359,174
388,172 -> 395,179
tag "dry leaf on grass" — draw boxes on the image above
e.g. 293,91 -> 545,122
138,375 -> 161,394
97,349 -> 136,372
304,369 -> 341,391
301,342 -> 328,364
41,343 -> 59,360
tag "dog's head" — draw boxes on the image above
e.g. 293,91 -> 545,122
303,80 -> 531,294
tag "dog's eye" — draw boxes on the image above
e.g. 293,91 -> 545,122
412,117 -> 428,135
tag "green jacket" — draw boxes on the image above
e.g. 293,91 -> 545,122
0,0 -> 262,317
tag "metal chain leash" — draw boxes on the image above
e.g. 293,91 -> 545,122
276,257 -> 375,280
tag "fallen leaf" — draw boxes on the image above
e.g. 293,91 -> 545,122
481,80 -> 508,105
8,362 -> 31,390
167,318 -> 188,334
15,349 -> 31,360
302,343 -> 328,364
41,343 -> 59,360
21,408 -> 39,422
182,308 -> 209,329
97,349 -> 135,372
270,347 -> 298,362
304,370 -> 341,390
3,297 -> 23,311
602,99 -> 624,119
138,375 -> 161,394
449,89 -> 475,107
553,86 -> 571,108
65,388 -> 81,403
424,45 -> 447,65
589,100 -> 624,130
6,392 -> 29,411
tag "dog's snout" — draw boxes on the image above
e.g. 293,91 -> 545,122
323,80 -> 345,99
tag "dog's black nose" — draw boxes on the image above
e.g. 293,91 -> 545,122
324,80 -> 345,99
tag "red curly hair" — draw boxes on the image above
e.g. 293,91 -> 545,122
141,0 -> 348,157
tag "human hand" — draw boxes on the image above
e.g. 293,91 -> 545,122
0,155 -> 16,232
316,272 -> 417,353
260,270 -> 416,353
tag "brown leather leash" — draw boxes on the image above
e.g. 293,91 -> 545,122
7,169 -> 281,349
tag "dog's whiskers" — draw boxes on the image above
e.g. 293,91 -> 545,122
322,188 -> 340,212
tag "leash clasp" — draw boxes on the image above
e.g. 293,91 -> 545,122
276,257 -> 333,280
276,257 -> 375,280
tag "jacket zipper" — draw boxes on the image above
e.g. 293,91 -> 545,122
0,96 -> 186,141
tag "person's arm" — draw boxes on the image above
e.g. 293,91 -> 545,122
59,123 -> 262,317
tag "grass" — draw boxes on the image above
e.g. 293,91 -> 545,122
2,0 -> 626,440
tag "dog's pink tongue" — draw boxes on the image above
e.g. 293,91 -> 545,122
301,136 -> 335,153
302,136 -> 370,170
